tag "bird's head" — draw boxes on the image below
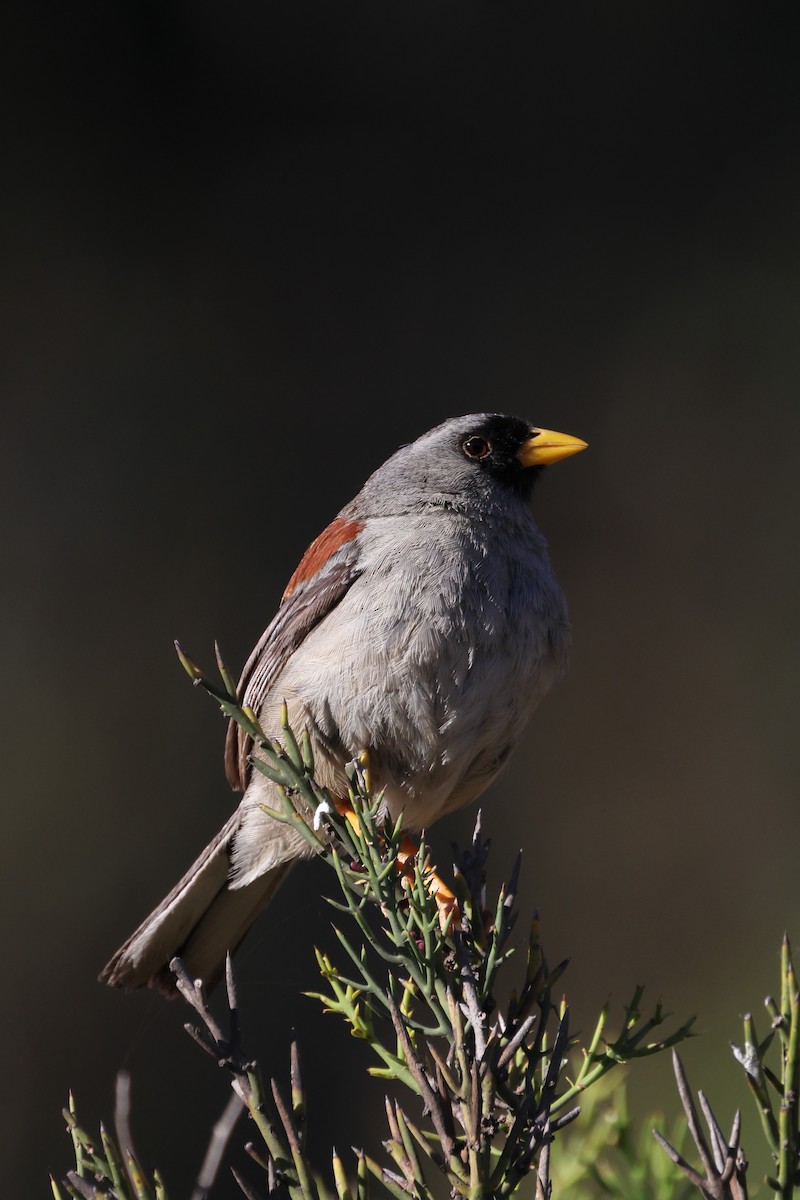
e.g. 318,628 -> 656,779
352,413 -> 587,517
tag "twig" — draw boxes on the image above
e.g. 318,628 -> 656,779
114,1070 -> 135,1166
191,1092 -> 245,1200
654,1050 -> 748,1200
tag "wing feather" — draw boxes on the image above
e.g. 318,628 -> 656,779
224,525 -> 363,790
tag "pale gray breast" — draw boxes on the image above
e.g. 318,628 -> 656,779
276,507 -> 570,823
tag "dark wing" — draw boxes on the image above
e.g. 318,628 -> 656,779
224,518 -> 364,791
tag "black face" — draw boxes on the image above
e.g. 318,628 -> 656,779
456,414 -> 537,492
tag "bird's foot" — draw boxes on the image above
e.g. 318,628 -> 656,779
398,835 -> 460,929
331,799 -> 460,927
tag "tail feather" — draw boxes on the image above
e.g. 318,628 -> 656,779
153,862 -> 293,995
99,815 -> 292,995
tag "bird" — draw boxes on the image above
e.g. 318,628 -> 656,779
100,413 -> 586,994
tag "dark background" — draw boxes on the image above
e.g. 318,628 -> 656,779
3,2 -> 800,1195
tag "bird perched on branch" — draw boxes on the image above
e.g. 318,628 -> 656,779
100,413 -> 586,994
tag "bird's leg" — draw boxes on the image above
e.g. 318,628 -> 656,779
397,834 -> 460,926
332,798 -> 459,925
333,797 -> 363,836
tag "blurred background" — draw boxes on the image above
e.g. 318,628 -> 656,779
3,1 -> 800,1194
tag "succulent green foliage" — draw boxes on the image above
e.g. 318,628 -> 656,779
53,1087 -> 168,1200
730,935 -> 800,1198
646,935 -> 800,1200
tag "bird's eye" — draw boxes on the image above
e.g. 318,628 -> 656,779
462,436 -> 492,460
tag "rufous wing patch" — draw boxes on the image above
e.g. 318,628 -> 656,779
282,517 -> 364,599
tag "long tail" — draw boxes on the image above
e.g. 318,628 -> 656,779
99,817 -> 292,996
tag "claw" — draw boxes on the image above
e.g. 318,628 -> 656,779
332,802 -> 460,926
398,835 -> 461,929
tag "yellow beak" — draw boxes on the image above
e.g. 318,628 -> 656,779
517,427 -> 588,468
